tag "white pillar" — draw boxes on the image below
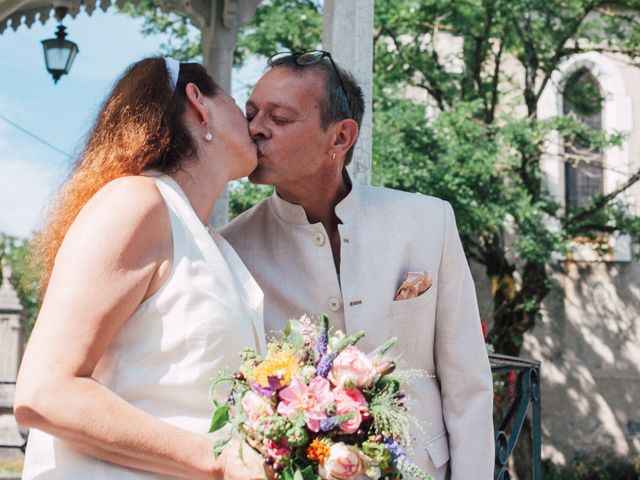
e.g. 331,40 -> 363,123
322,0 -> 374,185
202,0 -> 261,227
0,266 -> 26,454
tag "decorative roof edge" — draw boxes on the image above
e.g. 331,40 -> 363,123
1,0 -> 127,34
0,0 -> 212,35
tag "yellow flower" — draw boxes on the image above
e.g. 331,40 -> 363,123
253,347 -> 299,387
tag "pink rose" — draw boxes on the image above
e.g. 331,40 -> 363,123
333,388 -> 368,434
241,391 -> 274,427
319,443 -> 368,480
328,346 -> 376,389
263,438 -> 291,462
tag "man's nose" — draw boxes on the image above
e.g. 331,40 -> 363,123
248,113 -> 268,140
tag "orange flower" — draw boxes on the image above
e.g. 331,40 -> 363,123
306,438 -> 330,464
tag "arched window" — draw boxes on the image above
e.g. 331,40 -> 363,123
562,69 -> 604,210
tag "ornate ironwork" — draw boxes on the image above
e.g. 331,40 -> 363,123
490,354 -> 542,480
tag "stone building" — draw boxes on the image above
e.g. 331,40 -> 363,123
523,51 -> 640,463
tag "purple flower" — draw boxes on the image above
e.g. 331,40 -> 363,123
314,315 -> 329,361
317,330 -> 366,378
250,382 -> 276,398
319,413 -> 357,432
250,375 -> 285,398
383,438 -> 406,460
319,417 -> 337,432
316,351 -> 338,378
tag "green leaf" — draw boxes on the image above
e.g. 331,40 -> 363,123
300,466 -> 320,480
281,467 -> 295,480
282,319 -> 305,350
209,405 -> 229,433
212,437 -> 231,459
293,470 -> 304,480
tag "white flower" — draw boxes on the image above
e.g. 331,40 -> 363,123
319,443 -> 368,480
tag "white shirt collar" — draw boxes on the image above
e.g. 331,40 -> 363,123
268,171 -> 362,225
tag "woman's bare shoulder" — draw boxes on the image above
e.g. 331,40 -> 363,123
59,175 -> 171,266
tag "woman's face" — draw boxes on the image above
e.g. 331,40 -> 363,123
206,92 -> 258,180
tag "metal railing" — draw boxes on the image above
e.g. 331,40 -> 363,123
0,381 -> 27,453
490,354 -> 542,480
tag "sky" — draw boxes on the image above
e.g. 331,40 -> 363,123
0,8 -> 262,239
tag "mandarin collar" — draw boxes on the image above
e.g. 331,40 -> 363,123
268,172 -> 362,226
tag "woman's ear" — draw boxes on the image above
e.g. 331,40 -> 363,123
184,82 -> 209,125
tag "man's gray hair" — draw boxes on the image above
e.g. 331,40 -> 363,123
267,54 -> 365,165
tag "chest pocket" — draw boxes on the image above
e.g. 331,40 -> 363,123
389,284 -> 436,318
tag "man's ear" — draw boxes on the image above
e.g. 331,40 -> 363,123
331,118 -> 359,158
184,82 -> 209,124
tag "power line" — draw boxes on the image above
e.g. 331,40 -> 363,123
0,113 -> 72,159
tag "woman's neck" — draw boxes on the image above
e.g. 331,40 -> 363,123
171,161 -> 227,225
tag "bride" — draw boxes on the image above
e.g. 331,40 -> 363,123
14,57 -> 271,479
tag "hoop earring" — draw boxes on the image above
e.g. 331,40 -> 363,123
203,122 -> 212,142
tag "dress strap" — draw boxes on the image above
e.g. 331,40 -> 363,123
153,174 -> 266,354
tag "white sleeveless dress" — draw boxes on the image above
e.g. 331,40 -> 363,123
22,175 -> 267,479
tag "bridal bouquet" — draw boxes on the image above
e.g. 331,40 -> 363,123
209,315 -> 431,480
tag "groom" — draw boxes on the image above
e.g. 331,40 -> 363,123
220,50 -> 494,479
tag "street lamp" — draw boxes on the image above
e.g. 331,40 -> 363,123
41,6 -> 79,84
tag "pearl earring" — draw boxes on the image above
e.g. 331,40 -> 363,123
203,122 -> 212,142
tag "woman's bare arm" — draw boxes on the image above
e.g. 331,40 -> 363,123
14,176 -> 266,480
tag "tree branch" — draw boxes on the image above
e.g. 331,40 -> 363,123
487,36 -> 504,124
534,1 -> 601,107
565,166 -> 640,224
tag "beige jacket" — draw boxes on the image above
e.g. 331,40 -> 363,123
220,181 -> 494,479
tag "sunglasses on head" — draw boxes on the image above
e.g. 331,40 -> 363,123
267,50 -> 354,119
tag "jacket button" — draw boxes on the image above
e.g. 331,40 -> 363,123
313,232 -> 325,246
328,297 -> 342,311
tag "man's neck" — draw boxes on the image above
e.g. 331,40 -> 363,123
276,172 -> 351,228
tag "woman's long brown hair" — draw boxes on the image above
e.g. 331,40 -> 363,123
32,57 -> 219,293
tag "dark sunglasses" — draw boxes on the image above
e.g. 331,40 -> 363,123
267,50 -> 354,118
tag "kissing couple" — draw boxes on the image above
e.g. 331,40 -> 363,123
15,51 -> 494,479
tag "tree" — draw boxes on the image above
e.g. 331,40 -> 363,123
369,0 -> 640,358
123,0 -> 640,357
0,233 -> 39,334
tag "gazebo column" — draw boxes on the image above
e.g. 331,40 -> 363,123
203,0 -> 260,227
322,0 -> 374,186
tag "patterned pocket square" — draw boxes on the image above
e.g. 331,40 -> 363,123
394,271 -> 432,300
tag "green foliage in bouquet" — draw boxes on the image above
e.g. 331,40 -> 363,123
209,315 -> 432,480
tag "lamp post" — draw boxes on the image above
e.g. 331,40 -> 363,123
41,6 -> 79,84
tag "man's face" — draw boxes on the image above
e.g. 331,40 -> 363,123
245,67 -> 334,188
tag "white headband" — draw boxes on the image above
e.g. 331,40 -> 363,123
165,57 -> 180,91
